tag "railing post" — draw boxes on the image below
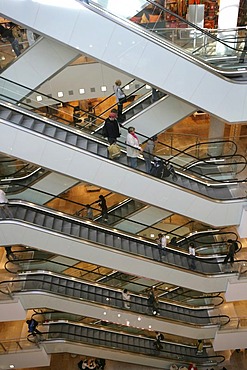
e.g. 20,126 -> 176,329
17,341 -> 23,350
0,342 -> 7,352
5,283 -> 15,299
237,318 -> 240,329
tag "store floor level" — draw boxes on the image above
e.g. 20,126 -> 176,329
10,350 -> 247,370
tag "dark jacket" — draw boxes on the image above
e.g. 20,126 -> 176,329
228,242 -> 236,257
0,25 -> 14,42
143,139 -> 155,160
102,118 -> 121,139
97,197 -> 107,212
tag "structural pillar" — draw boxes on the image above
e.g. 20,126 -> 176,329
208,116 -> 225,156
216,0 -> 241,56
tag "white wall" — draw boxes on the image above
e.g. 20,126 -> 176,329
214,329 -> 247,351
0,347 -> 50,370
0,298 -> 26,321
225,278 -> 247,301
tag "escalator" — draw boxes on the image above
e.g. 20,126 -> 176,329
0,200 -> 241,293
1,37 -> 196,139
0,100 -> 246,227
184,155 -> 246,182
1,269 -> 229,338
29,320 -> 224,368
1,0 -> 247,122
1,36 -> 80,97
7,246 -> 228,304
0,156 -> 79,204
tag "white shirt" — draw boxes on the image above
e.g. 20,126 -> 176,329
126,132 -> 141,158
113,84 -> 125,102
189,245 -> 196,256
122,291 -> 130,301
0,190 -> 8,204
158,235 -> 166,249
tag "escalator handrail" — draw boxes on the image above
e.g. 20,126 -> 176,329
3,252 -> 226,307
40,320 -> 226,364
184,154 -> 247,178
90,78 -> 135,111
6,182 -> 190,242
2,201 -> 241,273
4,260 -> 218,310
1,99 -> 247,201
1,76 -> 245,187
146,0 -> 240,52
8,199 -> 239,262
0,273 -> 230,327
89,0 -> 245,78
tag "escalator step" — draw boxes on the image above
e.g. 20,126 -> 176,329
22,117 -> 35,129
43,215 -> 55,229
33,122 -> 46,133
10,113 -> 23,124
66,133 -> 78,146
55,130 -> 68,142
43,126 -> 57,137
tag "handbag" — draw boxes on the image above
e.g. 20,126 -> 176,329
107,143 -> 121,159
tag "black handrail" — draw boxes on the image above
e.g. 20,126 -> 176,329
5,182 -> 240,255
37,321 -> 226,365
1,75 -> 246,186
90,78 -> 135,111
145,0 -> 239,52
4,201 -> 240,272
0,274 -> 230,328
4,256 -> 224,307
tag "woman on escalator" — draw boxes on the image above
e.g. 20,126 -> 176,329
113,79 -> 126,123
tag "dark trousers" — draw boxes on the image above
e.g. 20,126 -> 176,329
223,253 -> 234,265
101,209 -> 108,221
189,255 -> 196,270
157,245 -> 166,261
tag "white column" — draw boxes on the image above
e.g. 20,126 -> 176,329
208,115 -> 225,156
216,0 -> 240,56
237,206 -> 247,238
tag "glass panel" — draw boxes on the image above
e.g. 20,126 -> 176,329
0,339 -> 38,353
93,0 -> 246,74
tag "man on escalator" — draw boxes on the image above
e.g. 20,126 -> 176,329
222,239 -> 236,267
26,318 -> 42,336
